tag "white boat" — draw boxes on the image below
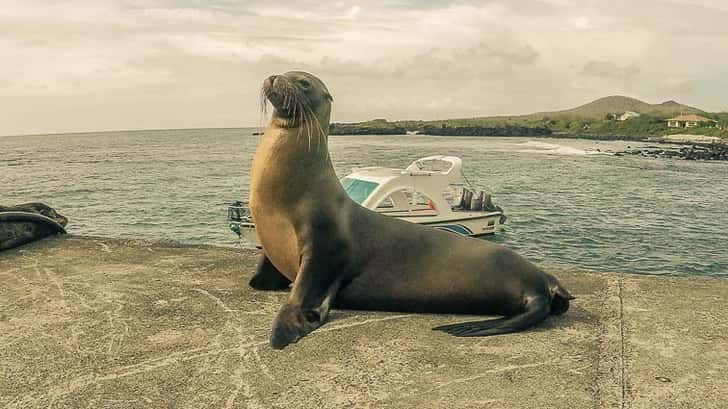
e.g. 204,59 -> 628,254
228,156 -> 506,246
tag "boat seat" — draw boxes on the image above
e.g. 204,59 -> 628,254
470,191 -> 484,211
461,189 -> 473,210
456,188 -> 466,209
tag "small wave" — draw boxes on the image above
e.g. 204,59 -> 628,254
518,141 -> 563,150
517,147 -> 587,156
515,140 -> 612,156
516,141 -> 587,156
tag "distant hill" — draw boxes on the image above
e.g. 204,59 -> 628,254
330,95 -> 726,140
531,95 -> 705,119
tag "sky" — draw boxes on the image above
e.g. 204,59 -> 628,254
1,0 -> 727,136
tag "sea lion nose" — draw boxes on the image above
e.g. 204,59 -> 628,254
267,75 -> 278,86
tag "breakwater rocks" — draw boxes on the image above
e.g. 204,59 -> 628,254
615,143 -> 728,161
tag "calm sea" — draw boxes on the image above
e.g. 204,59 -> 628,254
1,128 -> 726,277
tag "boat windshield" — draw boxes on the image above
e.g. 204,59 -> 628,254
341,177 -> 379,204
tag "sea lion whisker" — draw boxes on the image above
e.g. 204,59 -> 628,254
308,109 -> 315,152
297,103 -> 307,143
288,82 -> 298,109
296,104 -> 306,144
259,87 -> 268,123
304,104 -> 326,156
292,99 -> 297,124
300,105 -> 309,150
260,90 -> 268,127
308,106 -> 323,155
311,109 -> 327,155
305,109 -> 313,152
297,102 -> 305,138
296,99 -> 303,128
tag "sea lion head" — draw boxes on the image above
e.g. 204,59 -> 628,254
0,202 -> 68,227
26,203 -> 68,227
262,71 -> 333,131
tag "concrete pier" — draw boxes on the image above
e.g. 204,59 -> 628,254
1,236 -> 726,408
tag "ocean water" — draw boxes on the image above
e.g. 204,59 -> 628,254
1,129 -> 726,277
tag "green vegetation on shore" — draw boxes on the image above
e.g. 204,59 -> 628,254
329,119 -> 406,135
329,96 -> 728,141
418,124 -> 551,137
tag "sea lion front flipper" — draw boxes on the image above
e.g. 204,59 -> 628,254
248,254 -> 291,291
269,239 -> 346,349
269,271 -> 342,349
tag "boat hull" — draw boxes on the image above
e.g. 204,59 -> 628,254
423,214 -> 502,237
233,212 -> 502,248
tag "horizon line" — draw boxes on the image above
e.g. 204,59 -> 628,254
0,125 -> 264,139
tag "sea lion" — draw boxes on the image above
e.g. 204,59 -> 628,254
249,71 -> 574,349
0,203 -> 67,251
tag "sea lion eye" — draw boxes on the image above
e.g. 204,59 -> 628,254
298,79 -> 311,88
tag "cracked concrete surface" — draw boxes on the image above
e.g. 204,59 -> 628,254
1,236 -> 726,408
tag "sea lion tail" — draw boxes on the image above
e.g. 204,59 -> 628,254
432,295 -> 551,337
548,277 -> 575,316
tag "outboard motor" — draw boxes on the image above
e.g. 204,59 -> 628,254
228,200 -> 245,222
482,192 -> 494,210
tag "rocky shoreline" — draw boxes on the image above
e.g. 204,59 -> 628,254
615,142 -> 728,161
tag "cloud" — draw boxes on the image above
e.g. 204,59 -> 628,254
1,0 -> 727,135
581,61 -> 640,79
571,16 -> 592,30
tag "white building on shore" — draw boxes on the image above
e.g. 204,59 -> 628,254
617,111 -> 641,121
666,114 -> 717,128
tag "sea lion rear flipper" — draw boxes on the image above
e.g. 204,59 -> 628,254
249,254 -> 291,291
432,296 -> 551,337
